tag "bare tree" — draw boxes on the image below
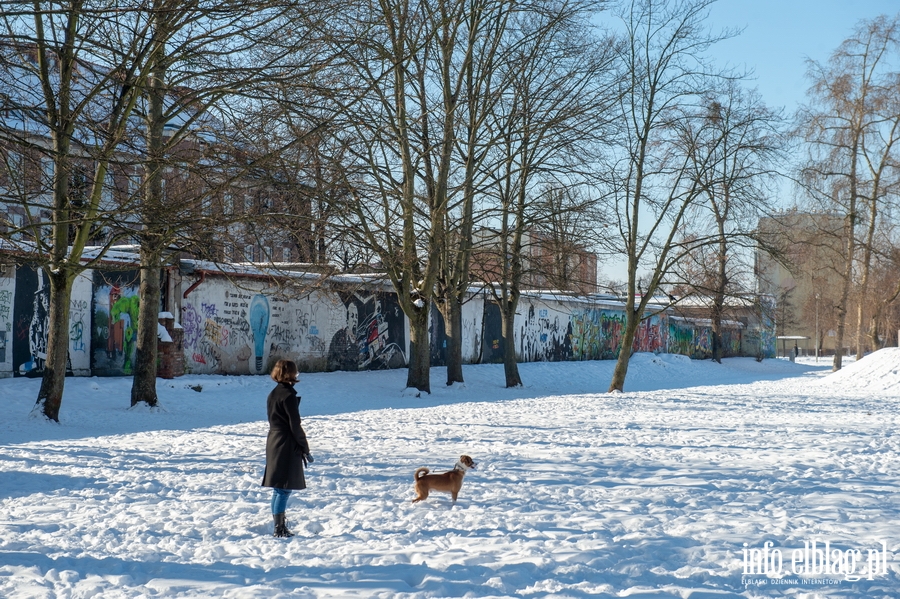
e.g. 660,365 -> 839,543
797,14 -> 900,370
602,0 -> 734,392
0,1 -> 173,421
433,0 -> 514,387
126,0 -> 318,407
478,1 -> 616,388
317,0 -> 456,393
673,83 -> 784,362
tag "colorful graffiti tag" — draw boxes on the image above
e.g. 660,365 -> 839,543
179,279 -> 409,375
183,288 -> 257,374
91,271 -> 141,376
667,320 -> 743,359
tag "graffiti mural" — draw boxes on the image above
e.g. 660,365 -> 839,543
0,268 -> 16,376
180,278 -> 405,375
91,271 -> 141,376
183,286 -> 259,374
0,261 -> 778,377
668,321 -> 694,357
518,303 -> 574,362
0,269 -> 13,371
13,266 -> 49,377
11,265 -> 89,376
327,290 -> 406,371
634,313 -> 665,353
667,318 -> 743,360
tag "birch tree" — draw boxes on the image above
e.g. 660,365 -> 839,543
674,83 -> 784,362
797,14 -> 900,370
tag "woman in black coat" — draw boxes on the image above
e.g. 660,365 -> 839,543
261,359 -> 312,537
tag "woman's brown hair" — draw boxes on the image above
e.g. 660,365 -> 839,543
270,359 -> 299,384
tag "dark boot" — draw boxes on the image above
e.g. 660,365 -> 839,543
273,512 -> 294,538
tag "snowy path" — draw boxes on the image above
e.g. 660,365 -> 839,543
1,353 -> 899,598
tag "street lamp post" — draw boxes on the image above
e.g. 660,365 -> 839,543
815,293 -> 820,362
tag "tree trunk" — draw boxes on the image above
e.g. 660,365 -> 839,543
608,300 -> 640,393
711,232 -> 727,363
131,251 -> 161,407
501,303 -> 522,388
33,270 -> 73,422
439,296 -> 464,386
131,26 -> 165,408
854,188 -> 878,360
406,302 -> 431,393
832,203 -> 855,372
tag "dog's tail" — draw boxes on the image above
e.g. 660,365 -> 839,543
414,467 -> 430,480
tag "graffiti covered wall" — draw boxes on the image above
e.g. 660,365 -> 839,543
0,261 -> 777,377
667,318 -> 744,359
91,270 -> 141,376
515,297 -> 667,363
181,277 -> 408,375
326,289 -> 406,372
0,267 -> 13,376
12,265 -> 91,377
517,299 -> 577,362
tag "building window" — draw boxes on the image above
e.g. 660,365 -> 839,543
40,155 -> 53,185
282,246 -> 291,263
9,211 -> 24,240
128,173 -> 140,198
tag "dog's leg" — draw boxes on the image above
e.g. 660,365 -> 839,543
412,484 -> 428,503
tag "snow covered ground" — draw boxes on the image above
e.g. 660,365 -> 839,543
1,349 -> 899,598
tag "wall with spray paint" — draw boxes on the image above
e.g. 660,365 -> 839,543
91,270 -> 141,376
11,265 -> 91,377
325,288 -> 407,373
512,296 -> 667,363
0,267 -> 14,376
667,317 -> 744,359
516,298 -> 578,362
0,260 -> 776,378
180,276 -> 409,376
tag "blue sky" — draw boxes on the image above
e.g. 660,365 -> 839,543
707,0 -> 899,115
597,1 -> 899,284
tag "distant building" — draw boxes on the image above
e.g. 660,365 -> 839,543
471,227 -> 598,295
755,212 -> 846,356
0,47 -> 309,266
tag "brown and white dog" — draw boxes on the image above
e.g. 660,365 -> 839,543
412,455 -> 477,503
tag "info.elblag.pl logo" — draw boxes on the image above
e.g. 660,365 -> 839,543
742,540 -> 890,582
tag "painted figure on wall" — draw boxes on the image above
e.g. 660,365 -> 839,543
249,294 -> 271,373
12,266 -> 73,377
23,272 -> 49,375
110,292 -> 140,374
328,291 -> 406,371
91,271 -> 141,376
328,300 -> 359,371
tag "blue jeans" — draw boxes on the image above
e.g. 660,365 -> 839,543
271,488 -> 292,515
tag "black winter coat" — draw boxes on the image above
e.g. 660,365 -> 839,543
261,382 -> 309,490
